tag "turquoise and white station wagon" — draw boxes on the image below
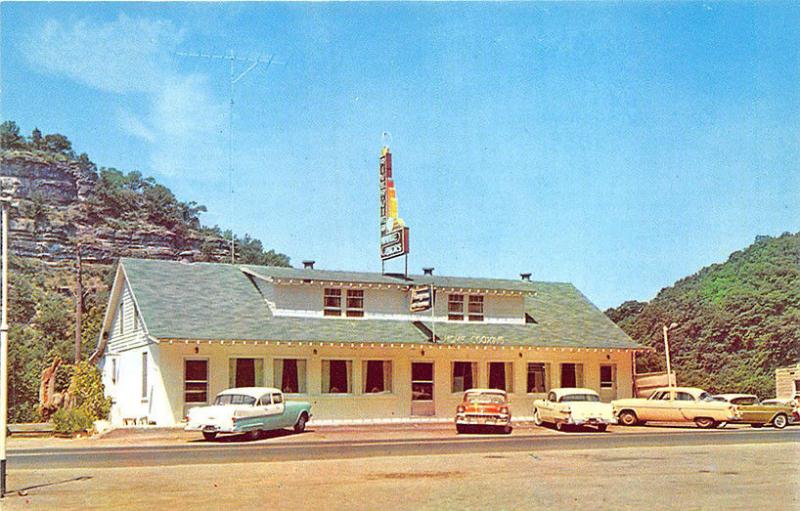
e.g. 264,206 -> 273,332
185,387 -> 312,441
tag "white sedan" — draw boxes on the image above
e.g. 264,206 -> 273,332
533,388 -> 617,431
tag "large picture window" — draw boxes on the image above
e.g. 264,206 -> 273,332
488,362 -> 513,392
363,360 -> 392,393
560,363 -> 584,388
228,358 -> 264,388
184,359 -> 209,404
322,360 -> 352,394
527,363 -> 548,393
452,361 -> 477,393
274,359 -> 307,394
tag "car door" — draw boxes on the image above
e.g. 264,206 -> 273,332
639,391 -> 669,421
675,391 -> 699,421
540,392 -> 558,422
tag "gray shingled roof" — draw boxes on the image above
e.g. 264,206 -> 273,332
119,258 -> 640,349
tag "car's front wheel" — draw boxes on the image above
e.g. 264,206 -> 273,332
202,431 -> 217,441
772,414 -> 788,429
294,413 -> 308,433
694,417 -> 718,429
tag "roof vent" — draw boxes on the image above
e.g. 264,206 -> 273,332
303,260 -> 315,269
520,272 -> 531,281
423,267 -> 434,275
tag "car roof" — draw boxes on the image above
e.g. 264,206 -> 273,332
218,387 -> 281,398
551,388 -> 599,398
712,394 -> 758,401
464,388 -> 507,395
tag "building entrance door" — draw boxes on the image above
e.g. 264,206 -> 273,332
411,362 -> 435,416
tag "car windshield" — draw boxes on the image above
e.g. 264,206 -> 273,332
466,393 -> 505,404
214,394 -> 256,406
560,394 -> 600,402
697,392 -> 714,402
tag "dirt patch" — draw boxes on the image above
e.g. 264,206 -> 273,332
366,471 -> 464,480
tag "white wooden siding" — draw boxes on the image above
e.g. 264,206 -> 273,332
108,281 -> 152,352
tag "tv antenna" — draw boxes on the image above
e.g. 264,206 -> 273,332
176,50 -> 281,263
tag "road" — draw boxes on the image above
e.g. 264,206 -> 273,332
10,427 -> 798,469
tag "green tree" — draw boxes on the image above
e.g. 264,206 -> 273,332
1,120 -> 26,150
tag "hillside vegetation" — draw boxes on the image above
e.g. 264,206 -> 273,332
606,232 -> 800,398
1,121 -> 292,421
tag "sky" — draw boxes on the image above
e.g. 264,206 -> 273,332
2,2 -> 799,309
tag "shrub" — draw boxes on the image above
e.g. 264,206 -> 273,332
52,408 -> 94,435
68,361 -> 111,422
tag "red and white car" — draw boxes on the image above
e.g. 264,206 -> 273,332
455,389 -> 512,434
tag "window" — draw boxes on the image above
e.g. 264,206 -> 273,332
676,392 -> 695,401
488,362 -> 513,392
324,288 -> 342,316
214,394 -> 255,406
141,352 -> 148,400
272,393 -> 283,404
228,358 -> 264,388
111,358 -> 118,385
363,360 -> 392,393
119,302 -> 125,335
322,360 -> 352,393
452,362 -> 477,393
412,362 -> 434,401
600,365 -> 615,389
274,359 -> 307,394
448,294 -> 464,320
560,363 -> 583,387
547,391 -> 557,402
527,363 -> 548,393
184,359 -> 209,404
346,289 -> 364,317
468,295 -> 484,322
133,305 -> 138,332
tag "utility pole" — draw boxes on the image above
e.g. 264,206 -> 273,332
74,242 -> 83,363
662,322 -> 678,391
1,197 -> 13,497
176,50 -> 280,264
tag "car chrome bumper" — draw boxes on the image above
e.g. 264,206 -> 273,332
455,414 -> 511,426
564,417 -> 617,426
184,424 -> 238,434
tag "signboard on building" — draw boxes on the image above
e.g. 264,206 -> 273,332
379,146 -> 409,262
410,284 -> 433,312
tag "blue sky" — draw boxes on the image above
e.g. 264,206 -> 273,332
2,2 -> 799,309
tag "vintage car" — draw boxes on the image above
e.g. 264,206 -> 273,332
185,387 -> 312,441
712,394 -> 792,429
612,386 -> 740,428
762,398 -> 799,423
455,389 -> 512,434
532,388 -> 616,431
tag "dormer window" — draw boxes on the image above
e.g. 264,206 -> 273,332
324,288 -> 342,316
448,293 -> 484,322
468,295 -> 484,322
324,287 -> 365,318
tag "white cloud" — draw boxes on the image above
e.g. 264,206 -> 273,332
23,15 -> 227,178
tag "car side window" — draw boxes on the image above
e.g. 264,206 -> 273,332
258,395 -> 271,406
650,391 -> 664,400
272,393 -> 283,404
547,392 -> 556,402
660,392 -> 672,400
676,392 -> 694,401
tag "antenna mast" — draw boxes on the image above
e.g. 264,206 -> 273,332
176,50 -> 279,263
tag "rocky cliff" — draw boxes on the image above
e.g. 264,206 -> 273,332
1,149 -> 229,263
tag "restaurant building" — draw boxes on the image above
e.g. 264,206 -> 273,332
98,257 -> 644,426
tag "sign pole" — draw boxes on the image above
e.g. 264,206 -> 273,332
430,284 -> 435,343
0,199 -> 10,497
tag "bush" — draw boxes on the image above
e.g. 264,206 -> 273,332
52,408 -> 94,435
68,361 -> 111,422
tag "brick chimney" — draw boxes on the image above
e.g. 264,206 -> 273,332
520,272 -> 531,281
303,260 -> 315,269
423,267 -> 434,275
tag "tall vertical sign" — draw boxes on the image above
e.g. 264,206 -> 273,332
379,147 -> 410,264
